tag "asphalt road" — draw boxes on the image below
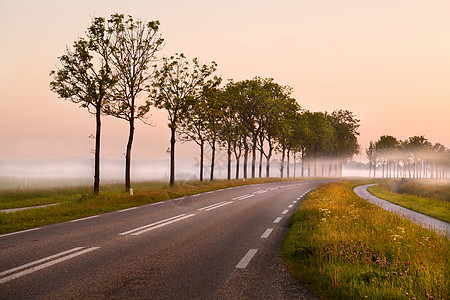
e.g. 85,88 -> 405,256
0,180 -> 329,299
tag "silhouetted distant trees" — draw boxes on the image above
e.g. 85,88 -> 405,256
366,135 -> 449,178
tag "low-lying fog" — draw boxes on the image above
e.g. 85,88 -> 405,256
0,157 -> 371,188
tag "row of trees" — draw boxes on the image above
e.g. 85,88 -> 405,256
50,14 -> 360,194
366,135 -> 449,178
177,77 -> 361,183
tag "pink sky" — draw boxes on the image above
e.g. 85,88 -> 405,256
1,0 -> 449,164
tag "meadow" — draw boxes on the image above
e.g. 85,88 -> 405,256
368,180 -> 450,223
282,182 -> 449,300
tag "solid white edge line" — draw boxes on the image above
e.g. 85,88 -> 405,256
0,247 -> 100,284
260,228 -> 273,239
204,201 -> 233,211
119,214 -> 187,236
70,215 -> 99,223
0,227 -> 41,238
274,217 -> 282,223
236,249 -> 258,269
118,207 -> 138,213
131,214 -> 195,235
197,201 -> 227,211
0,247 -> 85,277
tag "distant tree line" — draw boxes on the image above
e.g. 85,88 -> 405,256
50,14 -> 360,194
366,135 -> 449,178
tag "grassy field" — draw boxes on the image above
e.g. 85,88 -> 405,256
390,180 -> 450,202
282,182 -> 449,300
368,181 -> 450,223
0,177 -> 309,235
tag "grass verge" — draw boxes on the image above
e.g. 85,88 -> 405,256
1,177 -> 307,235
368,184 -> 450,223
281,182 -> 449,300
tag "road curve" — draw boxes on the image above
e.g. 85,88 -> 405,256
354,184 -> 449,237
0,180 -> 330,299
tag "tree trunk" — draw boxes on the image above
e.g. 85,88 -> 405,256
265,139 -> 273,178
94,106 -> 101,195
227,143 -> 232,180
125,117 -> 134,192
280,148 -> 285,178
293,152 -> 296,178
234,142 -> 241,179
210,139 -> 216,181
328,160 -> 333,177
259,148 -> 263,178
169,126 -> 176,186
287,150 -> 290,178
199,140 -> 204,181
301,151 -> 305,177
243,141 -> 249,179
307,156 -> 311,177
251,141 -> 257,178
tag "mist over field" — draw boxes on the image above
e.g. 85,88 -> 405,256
0,157 -> 370,188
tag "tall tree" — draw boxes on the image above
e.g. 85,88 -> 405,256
202,85 -> 223,181
50,17 -> 115,195
219,82 -> 240,180
375,135 -> 399,178
103,14 -> 163,192
330,110 -> 360,177
150,53 -> 217,186
366,141 -> 377,178
256,79 -> 295,178
178,99 -> 207,181
303,111 -> 336,177
291,112 -> 309,177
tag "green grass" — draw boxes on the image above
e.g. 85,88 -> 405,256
368,183 -> 450,223
281,182 -> 449,300
395,180 -> 450,202
0,177 -> 309,235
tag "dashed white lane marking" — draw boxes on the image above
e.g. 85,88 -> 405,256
130,214 -> 196,236
0,227 -> 41,238
0,247 -> 100,284
282,210 -> 289,214
198,201 -> 227,211
274,217 -> 282,223
260,228 -> 273,239
0,247 -> 84,277
205,201 -> 233,211
253,190 -> 267,195
70,215 -> 99,223
232,194 -> 255,201
236,249 -> 258,269
296,197 -> 301,200
120,214 -> 193,236
293,201 -> 297,204
288,205 -> 293,208
198,201 -> 233,211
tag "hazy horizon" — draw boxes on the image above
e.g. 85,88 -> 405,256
1,1 -> 449,169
